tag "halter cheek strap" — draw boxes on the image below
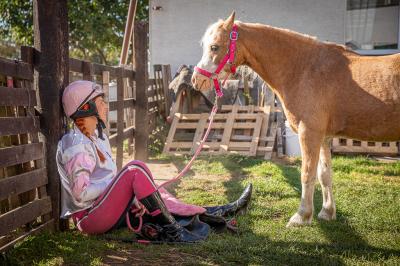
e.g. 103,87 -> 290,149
194,24 -> 239,98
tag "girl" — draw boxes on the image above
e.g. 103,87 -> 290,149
56,80 -> 252,243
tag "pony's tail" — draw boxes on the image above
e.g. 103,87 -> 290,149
75,118 -> 106,163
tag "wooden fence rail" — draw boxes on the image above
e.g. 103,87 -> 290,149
0,21 -> 171,252
0,58 -> 53,253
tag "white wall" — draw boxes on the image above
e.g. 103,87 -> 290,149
346,6 -> 399,49
149,0 -> 346,74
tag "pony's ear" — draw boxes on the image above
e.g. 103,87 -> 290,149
223,11 -> 235,30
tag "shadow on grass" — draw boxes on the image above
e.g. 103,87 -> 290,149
157,155 -> 400,264
164,156 -> 196,195
8,156 -> 397,265
276,163 -> 400,264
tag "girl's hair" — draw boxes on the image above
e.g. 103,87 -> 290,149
74,118 -> 106,163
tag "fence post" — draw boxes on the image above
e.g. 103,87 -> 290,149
82,61 -> 94,81
161,65 -> 172,117
116,72 -> 125,170
102,71 -> 110,136
33,0 -> 69,230
134,21 -> 149,161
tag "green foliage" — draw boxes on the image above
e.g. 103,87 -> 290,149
148,116 -> 169,156
0,0 -> 149,64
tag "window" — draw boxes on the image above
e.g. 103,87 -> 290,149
346,0 -> 400,54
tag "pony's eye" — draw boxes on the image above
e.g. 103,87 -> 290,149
210,45 -> 219,52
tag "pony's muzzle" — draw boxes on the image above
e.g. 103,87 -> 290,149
191,73 -> 211,91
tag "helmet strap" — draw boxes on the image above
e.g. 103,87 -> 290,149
96,115 -> 106,140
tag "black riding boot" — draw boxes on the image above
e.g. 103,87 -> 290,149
204,183 -> 253,217
139,191 -> 205,243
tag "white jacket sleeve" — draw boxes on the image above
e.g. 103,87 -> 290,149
62,143 -> 108,203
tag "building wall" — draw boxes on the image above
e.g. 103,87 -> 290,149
149,0 -> 346,74
346,6 -> 399,49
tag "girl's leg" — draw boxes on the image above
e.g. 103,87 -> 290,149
76,162 -> 158,234
75,160 -> 204,242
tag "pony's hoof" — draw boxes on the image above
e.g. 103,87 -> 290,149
317,208 -> 336,221
286,212 -> 312,227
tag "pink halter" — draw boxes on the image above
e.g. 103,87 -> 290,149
194,24 -> 238,98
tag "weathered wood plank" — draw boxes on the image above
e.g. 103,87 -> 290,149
0,117 -> 40,136
0,58 -> 33,80
190,113 -> 209,154
69,58 -> 136,79
34,0 -> 69,230
120,0 -> 137,65
93,63 -> 135,79
109,98 -> 135,111
82,61 -> 94,81
0,86 -> 37,106
219,105 -> 237,153
250,115 -> 263,156
0,219 -> 54,253
163,113 -> 180,153
264,122 -> 278,160
0,168 -> 47,201
0,142 -> 43,168
134,21 -> 149,161
116,75 -> 125,170
161,65 -> 172,117
259,105 -> 271,147
0,196 -> 52,236
228,142 -> 251,148
102,71 -> 110,136
109,125 -> 135,147
221,105 -> 264,112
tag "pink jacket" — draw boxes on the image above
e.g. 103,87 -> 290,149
56,126 -> 205,219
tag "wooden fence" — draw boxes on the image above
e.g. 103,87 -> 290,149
69,61 -> 171,168
0,21 -> 171,252
0,57 -> 53,253
68,57 -> 140,170
148,64 -> 172,131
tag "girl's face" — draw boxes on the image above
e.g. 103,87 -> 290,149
94,96 -> 108,123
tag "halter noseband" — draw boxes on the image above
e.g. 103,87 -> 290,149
194,24 -> 238,98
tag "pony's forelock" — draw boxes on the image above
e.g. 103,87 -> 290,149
200,20 -> 224,47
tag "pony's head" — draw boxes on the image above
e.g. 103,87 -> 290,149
191,12 -> 240,93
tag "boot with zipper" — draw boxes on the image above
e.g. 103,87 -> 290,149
139,190 -> 205,243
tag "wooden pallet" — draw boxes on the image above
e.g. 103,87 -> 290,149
164,104 -> 277,157
332,138 -> 398,155
220,105 -> 277,159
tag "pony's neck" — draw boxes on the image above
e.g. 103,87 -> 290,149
237,22 -> 319,96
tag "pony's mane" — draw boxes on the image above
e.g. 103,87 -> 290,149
202,20 -> 352,53
246,22 -> 354,53
200,20 -> 223,46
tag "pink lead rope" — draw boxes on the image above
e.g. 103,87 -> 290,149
158,24 -> 239,189
158,104 -> 218,188
128,24 -> 239,236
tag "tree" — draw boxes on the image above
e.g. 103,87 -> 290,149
0,0 -> 149,65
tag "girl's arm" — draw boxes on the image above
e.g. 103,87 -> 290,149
64,144 -> 107,202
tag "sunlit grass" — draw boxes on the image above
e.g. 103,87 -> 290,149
3,155 -> 399,265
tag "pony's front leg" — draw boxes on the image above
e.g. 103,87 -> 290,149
317,138 -> 336,221
287,125 -> 323,227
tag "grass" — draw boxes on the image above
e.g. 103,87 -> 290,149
2,155 -> 399,265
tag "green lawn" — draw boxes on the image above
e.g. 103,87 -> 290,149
2,155 -> 400,265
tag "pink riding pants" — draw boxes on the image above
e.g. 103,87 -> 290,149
72,160 -> 157,234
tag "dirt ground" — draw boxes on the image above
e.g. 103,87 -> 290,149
121,153 -> 180,184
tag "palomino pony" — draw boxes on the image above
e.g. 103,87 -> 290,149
191,12 -> 400,227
